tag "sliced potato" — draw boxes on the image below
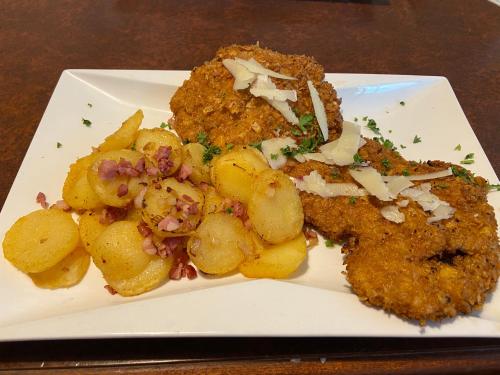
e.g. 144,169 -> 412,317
91,221 -> 153,280
98,109 -> 143,152
239,233 -> 307,279
126,206 -> 143,222
87,149 -> 144,207
187,213 -> 252,275
248,169 -> 304,244
62,153 -> 104,210
211,146 -> 268,203
29,246 -> 90,289
142,178 -> 204,238
3,209 -> 80,273
79,210 -> 107,254
135,128 -> 183,176
182,143 -> 211,185
105,256 -> 173,297
202,186 -> 225,217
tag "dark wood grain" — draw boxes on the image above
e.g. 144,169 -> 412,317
0,0 -> 499,373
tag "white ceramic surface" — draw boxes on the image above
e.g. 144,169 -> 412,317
0,70 -> 498,341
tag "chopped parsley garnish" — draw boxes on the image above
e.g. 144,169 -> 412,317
353,153 -> 365,166
280,145 -> 295,158
291,128 -> 302,136
298,113 -> 314,133
325,239 -> 335,247
202,144 -> 221,163
160,122 -> 171,129
225,207 -> 233,214
413,135 -> 422,144
249,141 -> 263,152
366,119 -> 381,135
130,143 -> 136,151
270,153 -> 279,160
354,117 -> 358,122
402,168 -> 410,176
460,153 -> 475,165
374,136 -> 397,151
399,101 -> 405,106
226,143 -> 234,151
56,142 -> 62,148
87,103 -> 93,108
400,144 -> 407,149
454,144 -> 462,151
197,132 -> 208,146
349,196 -> 357,205
381,158 -> 391,169
82,118 -> 92,127
388,130 -> 392,133
488,183 -> 500,191
362,116 -> 368,121
451,165 -> 475,184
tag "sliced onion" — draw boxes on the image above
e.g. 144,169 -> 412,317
222,59 -> 256,90
294,170 -> 367,198
386,176 -> 413,198
234,57 -> 296,80
382,168 -> 453,182
319,121 -> 361,166
380,205 -> 405,223
261,137 -> 297,169
307,80 -> 329,142
349,167 -> 392,201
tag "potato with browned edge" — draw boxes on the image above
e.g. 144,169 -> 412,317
98,109 -> 143,152
182,142 -> 211,185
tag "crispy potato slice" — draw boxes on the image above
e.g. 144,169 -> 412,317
29,246 -> 90,289
142,178 -> 204,238
202,186 -> 225,217
248,169 -> 304,244
105,256 -> 173,297
182,143 -> 211,185
239,233 -> 307,279
211,146 -> 268,203
3,209 -> 80,273
87,149 -> 144,207
98,109 -> 143,152
78,210 -> 107,254
187,213 -> 252,275
135,128 -> 183,176
91,221 -> 153,280
62,153 -> 104,210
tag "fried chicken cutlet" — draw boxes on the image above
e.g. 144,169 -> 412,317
170,44 -> 343,147
285,139 -> 500,323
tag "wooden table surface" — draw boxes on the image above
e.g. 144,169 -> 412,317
0,0 -> 499,373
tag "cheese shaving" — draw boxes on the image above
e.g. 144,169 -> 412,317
261,137 -> 297,169
222,59 -> 256,90
319,121 -> 361,166
349,167 -> 392,201
234,57 -> 296,80
249,88 -> 297,102
380,205 -> 405,224
294,170 -> 367,198
382,168 -> 453,182
307,80 -> 329,141
400,183 -> 455,223
386,176 -> 413,198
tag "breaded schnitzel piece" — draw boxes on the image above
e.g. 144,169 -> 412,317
170,44 -> 343,146
285,139 -> 500,323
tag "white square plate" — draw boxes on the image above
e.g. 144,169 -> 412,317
0,70 -> 499,341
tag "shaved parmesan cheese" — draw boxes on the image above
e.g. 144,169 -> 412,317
303,153 -> 329,163
400,183 -> 455,223
382,168 -> 453,182
386,176 -> 413,198
261,137 -> 297,169
294,170 -> 367,198
427,204 -> 456,223
250,87 -> 297,102
349,167 -> 392,201
380,205 -> 405,223
307,80 -> 329,141
319,121 -> 361,166
397,199 -> 409,207
235,57 -> 296,80
222,59 -> 256,90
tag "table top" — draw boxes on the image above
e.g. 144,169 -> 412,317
0,0 -> 499,373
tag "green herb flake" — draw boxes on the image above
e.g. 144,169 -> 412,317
82,118 -> 92,127
298,113 -> 314,133
226,143 -> 234,151
197,132 -> 208,146
349,196 -> 357,205
402,168 -> 410,176
226,207 -> 233,215
399,101 -> 405,106
354,117 -> 358,122
388,130 -> 392,133
460,153 -> 475,165
325,239 -> 335,247
366,119 -> 381,135
451,165 -> 475,184
291,128 -> 302,136
270,153 -> 279,160
160,122 -> 171,129
454,144 -> 462,151
352,153 -> 365,166
249,141 -> 263,152
202,144 -> 221,164
381,158 -> 391,169
488,183 -> 500,191
130,143 -> 136,151
362,116 -> 368,121
56,142 -> 62,149
413,135 -> 422,144
87,103 -> 93,108
400,144 -> 407,149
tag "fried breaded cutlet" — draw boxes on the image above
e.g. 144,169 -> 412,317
285,139 -> 500,323
170,44 -> 343,146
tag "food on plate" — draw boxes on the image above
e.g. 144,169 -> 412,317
78,210 -> 107,253
182,143 -> 211,185
98,109 -> 143,152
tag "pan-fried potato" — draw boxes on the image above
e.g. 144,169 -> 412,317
182,143 -> 210,185
210,147 -> 268,203
248,169 -> 304,244
98,109 -> 143,152
62,153 -> 104,210
239,233 -> 307,279
91,221 -> 153,280
142,178 -> 204,238
3,209 -> 80,273
105,256 -> 173,297
202,186 -> 225,217
79,210 -> 107,254
29,246 -> 90,289
135,128 -> 183,176
87,149 -> 144,207
187,213 -> 252,275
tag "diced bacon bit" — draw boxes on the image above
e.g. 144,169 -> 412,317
98,160 -> 119,180
185,265 -> 197,280
169,250 -> 198,280
155,146 -> 172,161
134,158 -> 145,173
158,237 -> 184,258
99,206 -> 128,225
117,158 -> 138,177
182,194 -> 194,203
104,285 -> 117,295
36,192 -> 49,209
158,158 -> 174,175
158,215 -> 180,232
146,166 -> 160,176
169,263 -> 183,280
137,221 -> 153,237
117,183 -> 128,197
53,200 -> 71,211
304,227 -> 319,249
176,164 -> 192,182
142,236 -> 158,255
134,187 -> 147,209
